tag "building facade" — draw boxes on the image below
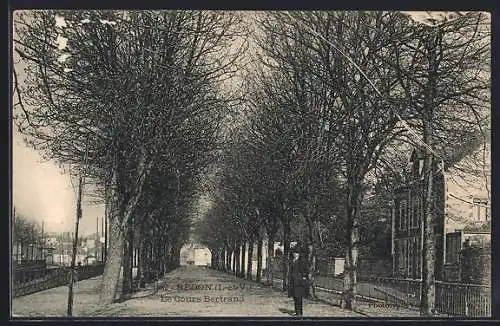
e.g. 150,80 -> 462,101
180,243 -> 211,266
392,149 -> 445,279
391,144 -> 491,281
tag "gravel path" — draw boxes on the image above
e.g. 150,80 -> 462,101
12,266 -> 420,317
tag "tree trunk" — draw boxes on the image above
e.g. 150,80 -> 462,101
305,204 -> 317,298
152,232 -> 160,281
267,236 -> 274,286
256,238 -> 263,282
240,241 -> 246,278
282,220 -> 290,292
233,249 -> 236,274
99,207 -> 125,304
122,238 -> 132,295
104,180 -> 111,263
124,224 -> 135,294
247,240 -> 254,280
122,227 -> 132,296
159,238 -> 166,276
420,29 -> 439,318
229,248 -> 234,273
215,248 -> 220,269
421,145 -> 436,316
224,246 -> 229,272
308,243 -> 317,298
342,181 -> 362,310
150,230 -> 156,282
211,248 -> 216,268
234,244 -> 240,276
141,237 -> 150,284
174,246 -> 179,268
166,240 -> 171,273
136,241 -> 142,287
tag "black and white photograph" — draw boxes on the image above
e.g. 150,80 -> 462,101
10,10 -> 491,318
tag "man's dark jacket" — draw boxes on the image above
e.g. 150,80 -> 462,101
289,256 -> 309,298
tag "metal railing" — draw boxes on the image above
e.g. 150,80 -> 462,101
355,276 -> 490,317
435,281 -> 491,317
265,271 -> 490,317
13,264 -> 105,298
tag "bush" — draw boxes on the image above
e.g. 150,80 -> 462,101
460,244 -> 490,284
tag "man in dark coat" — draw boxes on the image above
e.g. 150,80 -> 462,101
289,245 -> 309,316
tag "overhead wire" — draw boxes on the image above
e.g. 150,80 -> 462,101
283,11 -> 445,164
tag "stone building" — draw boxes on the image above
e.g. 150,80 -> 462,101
391,143 -> 490,282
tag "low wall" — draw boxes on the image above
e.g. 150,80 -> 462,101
13,264 -> 105,298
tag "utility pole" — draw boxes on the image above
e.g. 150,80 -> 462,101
67,141 -> 89,317
104,206 -> 108,263
101,216 -> 104,263
31,224 -> 34,261
96,217 -> 99,262
41,221 -> 45,260
67,174 -> 83,316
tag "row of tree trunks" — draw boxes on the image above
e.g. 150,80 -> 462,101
211,241 -> 267,283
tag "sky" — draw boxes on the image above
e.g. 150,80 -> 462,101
12,127 -> 105,235
12,12 -> 105,236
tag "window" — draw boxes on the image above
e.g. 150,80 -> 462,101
410,197 -> 421,229
396,240 -> 405,274
445,232 -> 461,265
472,198 -> 489,221
416,237 -> 422,278
400,200 -> 408,230
413,196 -> 422,229
402,239 -> 409,276
408,238 -> 414,277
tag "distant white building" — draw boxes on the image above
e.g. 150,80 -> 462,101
180,243 -> 211,266
86,239 -> 96,249
46,237 -> 58,246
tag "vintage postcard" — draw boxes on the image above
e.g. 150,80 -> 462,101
11,9 -> 491,319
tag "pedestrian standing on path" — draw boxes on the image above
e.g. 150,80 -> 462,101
74,261 -> 82,282
289,244 -> 309,317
